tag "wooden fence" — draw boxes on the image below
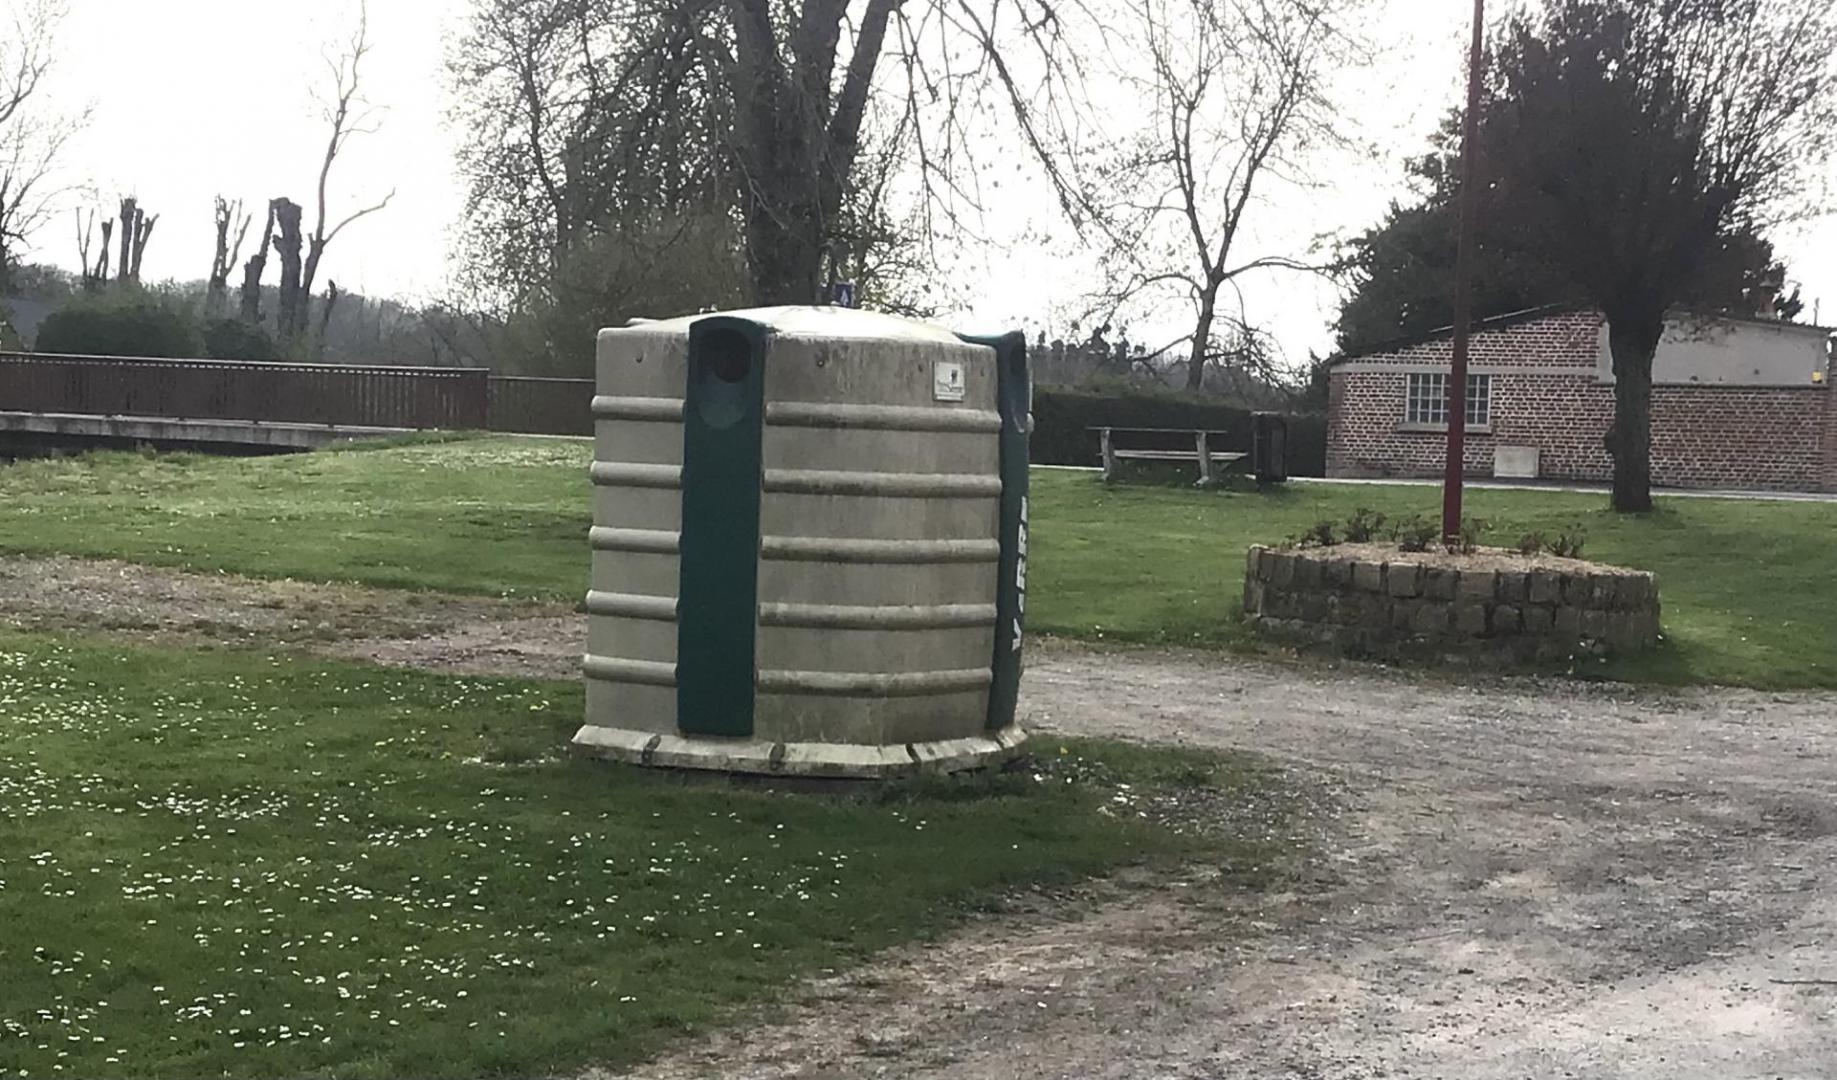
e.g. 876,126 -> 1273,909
485,376 -> 593,435
0,352 -> 492,430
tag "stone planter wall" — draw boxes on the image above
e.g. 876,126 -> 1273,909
1243,544 -> 1660,657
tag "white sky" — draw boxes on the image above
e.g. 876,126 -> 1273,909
13,0 -> 1837,365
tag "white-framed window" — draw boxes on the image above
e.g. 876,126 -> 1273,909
1405,372 -> 1490,427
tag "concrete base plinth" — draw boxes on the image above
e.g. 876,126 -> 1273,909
569,723 -> 1029,779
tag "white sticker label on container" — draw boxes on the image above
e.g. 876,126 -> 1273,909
933,360 -> 966,402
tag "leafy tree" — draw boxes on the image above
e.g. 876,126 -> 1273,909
1476,0 -> 1836,512
35,289 -> 205,358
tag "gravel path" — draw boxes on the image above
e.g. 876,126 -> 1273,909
2,555 -> 1832,1077
612,649 -> 1837,1079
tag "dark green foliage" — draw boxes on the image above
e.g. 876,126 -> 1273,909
1343,508 -> 1388,543
1029,386 -> 1326,476
1393,515 -> 1439,553
1335,125 -> 1582,354
34,290 -> 204,359
202,318 -> 280,361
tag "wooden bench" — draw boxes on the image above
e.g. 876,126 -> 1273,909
1091,426 -> 1248,486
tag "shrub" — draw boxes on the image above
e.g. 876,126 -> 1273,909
1549,526 -> 1586,559
203,318 -> 279,361
1393,515 -> 1438,553
34,289 -> 204,358
1298,519 -> 1339,547
1517,531 -> 1548,556
1343,507 -> 1387,543
1446,515 -> 1489,556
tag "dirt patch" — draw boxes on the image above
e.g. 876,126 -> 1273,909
1309,540 -> 1633,575
2,554 -> 1833,1076
0,554 -> 579,679
340,613 -> 581,680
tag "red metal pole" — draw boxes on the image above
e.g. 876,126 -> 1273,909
1442,0 -> 1485,541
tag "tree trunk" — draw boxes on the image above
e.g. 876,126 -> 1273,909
241,203 -> 277,324
271,198 -> 305,342
0,185 -> 12,294
1185,286 -> 1218,392
128,213 -> 155,283
116,198 -> 135,286
745,194 -> 823,305
302,238 -> 325,317
1605,312 -> 1661,513
316,280 -> 340,359
97,220 -> 113,286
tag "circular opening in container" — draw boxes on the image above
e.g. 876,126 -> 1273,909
701,329 -> 752,384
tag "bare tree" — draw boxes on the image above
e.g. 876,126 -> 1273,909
287,1 -> 393,342
451,0 -> 1094,314
1094,0 -> 1365,391
207,195 -> 251,316
450,0 -> 738,312
73,206 -> 107,290
0,0 -> 80,294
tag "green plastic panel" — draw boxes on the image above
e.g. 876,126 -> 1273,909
959,330 -> 1030,730
676,317 -> 768,737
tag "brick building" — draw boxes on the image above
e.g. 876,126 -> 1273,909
1326,306 -> 1837,493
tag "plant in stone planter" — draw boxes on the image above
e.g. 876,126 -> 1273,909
1393,515 -> 1438,553
1298,519 -> 1339,548
1549,527 -> 1586,559
1343,507 -> 1388,543
1446,515 -> 1489,556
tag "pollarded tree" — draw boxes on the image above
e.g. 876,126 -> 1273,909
1479,0 -> 1837,512
1333,118 -> 1800,355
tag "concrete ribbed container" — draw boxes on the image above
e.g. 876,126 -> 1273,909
572,307 -> 1030,777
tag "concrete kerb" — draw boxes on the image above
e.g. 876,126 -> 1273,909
571,723 -> 1029,780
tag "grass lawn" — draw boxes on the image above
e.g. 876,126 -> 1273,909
1026,468 -> 1837,689
0,437 -> 1832,688
0,437 -> 589,601
0,630 -> 1285,1079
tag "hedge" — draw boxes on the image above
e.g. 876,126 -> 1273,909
35,290 -> 204,359
1030,386 -> 1326,476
